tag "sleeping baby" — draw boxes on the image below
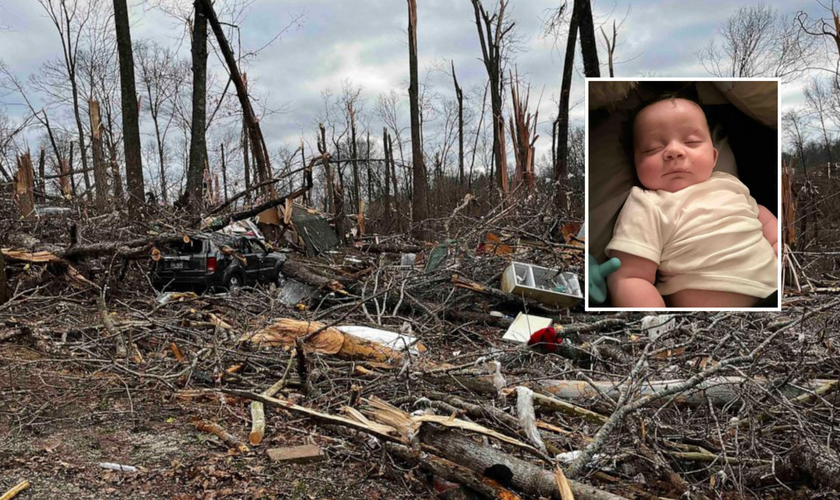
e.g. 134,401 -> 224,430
605,96 -> 778,308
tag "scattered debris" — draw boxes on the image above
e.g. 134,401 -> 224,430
98,463 -> 138,472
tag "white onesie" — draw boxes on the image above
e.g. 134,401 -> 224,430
605,172 -> 777,298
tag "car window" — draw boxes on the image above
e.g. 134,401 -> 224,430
165,239 -> 205,255
250,239 -> 267,254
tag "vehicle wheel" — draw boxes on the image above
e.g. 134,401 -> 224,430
225,273 -> 243,293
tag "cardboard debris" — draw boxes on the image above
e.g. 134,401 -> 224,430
502,312 -> 553,344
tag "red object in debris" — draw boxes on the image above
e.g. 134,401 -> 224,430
528,326 -> 562,353
206,256 -> 217,273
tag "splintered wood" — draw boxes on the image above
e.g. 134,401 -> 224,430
13,154 -> 35,219
242,318 -> 402,362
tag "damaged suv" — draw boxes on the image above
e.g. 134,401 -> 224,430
151,233 -> 286,292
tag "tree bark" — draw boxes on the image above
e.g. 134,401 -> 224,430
89,99 -> 108,210
37,149 -> 46,203
420,426 -> 627,500
407,0 -> 429,236
554,0 -> 579,210
576,0 -> 601,78
382,128 -> 392,230
242,110 -> 251,204
113,0 -> 145,217
452,61 -> 465,188
185,0 -> 208,211
348,102 -> 360,213
221,143 -> 228,203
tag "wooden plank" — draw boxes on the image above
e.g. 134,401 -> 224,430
265,444 -> 324,464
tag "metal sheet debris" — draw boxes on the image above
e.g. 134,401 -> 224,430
290,205 -> 339,256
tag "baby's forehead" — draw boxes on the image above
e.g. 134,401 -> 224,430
635,98 -> 707,128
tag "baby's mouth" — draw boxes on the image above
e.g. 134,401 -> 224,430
664,169 -> 690,176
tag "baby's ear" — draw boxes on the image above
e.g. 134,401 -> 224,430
712,147 -> 718,166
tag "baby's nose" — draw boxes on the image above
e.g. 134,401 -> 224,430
663,142 -> 685,160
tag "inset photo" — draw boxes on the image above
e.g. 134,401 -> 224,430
585,79 -> 781,311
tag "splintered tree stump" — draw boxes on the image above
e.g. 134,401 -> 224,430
13,154 -> 35,219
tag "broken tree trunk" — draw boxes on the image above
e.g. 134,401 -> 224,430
13,153 -> 35,219
242,318 -> 403,363
37,149 -> 46,203
420,426 -> 627,500
198,0 -> 271,196
407,0 -> 429,235
280,259 -> 346,292
89,99 -> 108,210
538,377 -> 833,407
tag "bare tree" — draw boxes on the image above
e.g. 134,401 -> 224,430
804,77 -> 835,167
600,21 -> 617,77
113,0 -> 145,216
470,0 -> 513,195
407,0 -> 429,232
783,109 -> 810,176
796,2 -> 840,73
698,4 -> 814,82
37,0 -> 98,202
546,1 -> 573,209
137,41 -> 184,204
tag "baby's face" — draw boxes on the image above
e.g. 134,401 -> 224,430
633,98 -> 718,193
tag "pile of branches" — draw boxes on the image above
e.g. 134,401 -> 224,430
2,194 -> 839,499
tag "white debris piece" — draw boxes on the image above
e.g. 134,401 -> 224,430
515,387 -> 546,453
336,325 -> 423,355
99,462 -> 138,472
502,313 -> 552,343
641,314 -> 676,341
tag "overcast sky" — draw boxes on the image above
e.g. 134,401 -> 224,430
0,0 -> 832,176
